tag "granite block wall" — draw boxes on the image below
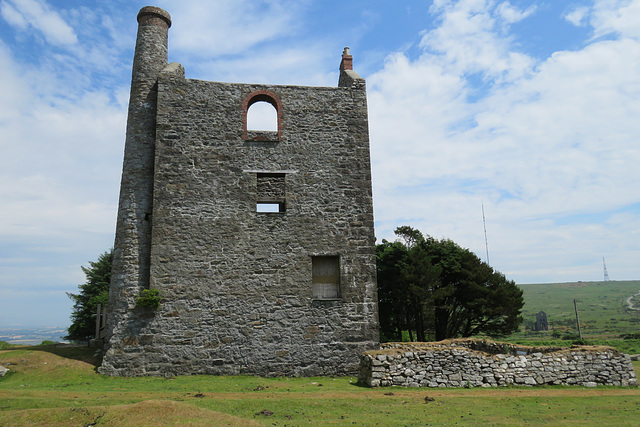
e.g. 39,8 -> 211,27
358,340 -> 638,388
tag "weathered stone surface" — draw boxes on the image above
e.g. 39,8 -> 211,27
357,339 -> 638,388
100,7 -> 379,377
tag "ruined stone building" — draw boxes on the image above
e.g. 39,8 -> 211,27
535,311 -> 549,331
99,6 -> 379,376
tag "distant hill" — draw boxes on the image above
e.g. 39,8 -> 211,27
0,327 -> 67,345
517,280 -> 640,336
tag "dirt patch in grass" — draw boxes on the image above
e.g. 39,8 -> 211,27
0,400 -> 262,426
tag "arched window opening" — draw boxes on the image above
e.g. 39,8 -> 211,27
247,101 -> 278,132
242,90 -> 283,141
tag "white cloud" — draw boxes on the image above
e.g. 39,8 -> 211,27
0,91 -> 124,240
420,0 -> 535,82
368,0 -> 640,282
185,45 -> 336,86
0,10 -> 124,321
0,0 -> 77,46
157,0 -> 308,57
497,1 -> 536,24
1,1 -> 28,29
564,6 -> 589,27
591,0 -> 640,39
0,0 -> 330,327
0,41 -> 31,120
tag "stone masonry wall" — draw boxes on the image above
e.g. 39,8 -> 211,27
358,340 -> 638,388
100,7 -> 379,377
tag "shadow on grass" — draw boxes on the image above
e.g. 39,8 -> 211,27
349,380 -> 370,388
2,343 -> 101,368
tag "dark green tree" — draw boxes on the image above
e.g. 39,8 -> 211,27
376,239 -> 410,341
377,227 -> 523,342
376,228 -> 440,342
66,250 -> 112,342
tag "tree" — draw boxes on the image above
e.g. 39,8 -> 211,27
66,250 -> 112,342
376,239 -> 410,341
377,227 -> 523,341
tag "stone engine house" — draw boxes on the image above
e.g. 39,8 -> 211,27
99,6 -> 379,377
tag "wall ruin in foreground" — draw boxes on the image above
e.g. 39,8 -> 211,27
358,339 -> 638,388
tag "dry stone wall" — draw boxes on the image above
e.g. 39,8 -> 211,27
358,340 -> 638,388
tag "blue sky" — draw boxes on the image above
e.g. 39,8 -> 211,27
1,0 -> 639,328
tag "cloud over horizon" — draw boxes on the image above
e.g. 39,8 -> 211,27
1,0 -> 639,327
368,0 -> 640,282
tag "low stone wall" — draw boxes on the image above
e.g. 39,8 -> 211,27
358,339 -> 638,388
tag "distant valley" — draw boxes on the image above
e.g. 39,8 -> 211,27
0,327 -> 67,345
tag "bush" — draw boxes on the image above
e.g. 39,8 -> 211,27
621,332 -> 640,340
137,289 -> 161,309
562,333 -> 580,341
0,341 -> 14,350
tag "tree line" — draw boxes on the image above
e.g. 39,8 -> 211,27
377,226 -> 523,341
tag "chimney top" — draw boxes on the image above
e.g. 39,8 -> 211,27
340,47 -> 353,71
137,6 -> 172,28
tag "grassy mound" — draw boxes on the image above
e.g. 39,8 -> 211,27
1,400 -> 261,426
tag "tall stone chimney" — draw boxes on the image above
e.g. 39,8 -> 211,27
105,6 -> 171,344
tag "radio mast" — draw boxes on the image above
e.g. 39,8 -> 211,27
603,257 -> 610,282
482,202 -> 490,265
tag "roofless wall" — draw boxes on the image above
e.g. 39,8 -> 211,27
100,6 -> 379,377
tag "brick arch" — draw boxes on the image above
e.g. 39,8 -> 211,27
242,90 -> 283,140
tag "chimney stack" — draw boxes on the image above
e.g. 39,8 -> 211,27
340,47 -> 353,71
108,6 -> 172,339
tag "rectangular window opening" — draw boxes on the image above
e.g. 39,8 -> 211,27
312,256 -> 340,300
257,173 -> 286,213
257,202 -> 285,213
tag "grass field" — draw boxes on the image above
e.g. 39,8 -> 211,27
516,280 -> 640,336
500,281 -> 640,354
1,344 -> 639,426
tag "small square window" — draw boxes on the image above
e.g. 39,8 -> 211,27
312,256 -> 340,299
257,173 -> 285,213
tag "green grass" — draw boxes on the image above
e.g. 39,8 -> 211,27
500,280 -> 640,353
1,344 -> 639,426
502,337 -> 640,354
0,341 -> 16,350
385,280 -> 640,354
516,280 -> 640,336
